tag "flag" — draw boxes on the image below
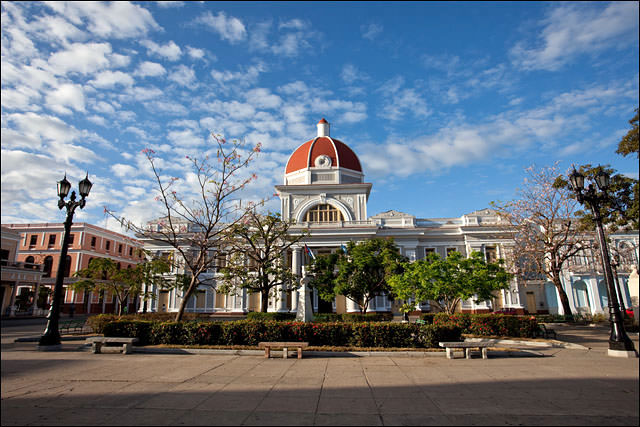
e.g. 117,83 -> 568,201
304,244 -> 316,260
340,244 -> 348,254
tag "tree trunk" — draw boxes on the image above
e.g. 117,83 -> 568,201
552,272 -> 573,317
175,276 -> 198,322
261,291 -> 269,313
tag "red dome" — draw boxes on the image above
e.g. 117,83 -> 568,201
285,137 -> 362,174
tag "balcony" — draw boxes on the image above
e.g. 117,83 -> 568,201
0,260 -> 43,271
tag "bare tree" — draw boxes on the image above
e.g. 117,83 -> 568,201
492,164 -> 586,317
106,134 -> 261,321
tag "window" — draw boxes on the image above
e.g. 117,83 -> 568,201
425,248 -> 436,257
129,247 -> 133,256
68,234 -> 74,245
63,255 -> 72,278
106,241 -> 111,251
30,235 -> 38,246
485,246 -> 497,263
25,256 -> 35,265
304,204 -> 344,223
118,244 -> 123,253
91,236 -> 96,247
44,256 -> 53,278
48,235 -> 56,246
0,249 -> 9,261
446,247 -> 458,257
215,252 -> 227,268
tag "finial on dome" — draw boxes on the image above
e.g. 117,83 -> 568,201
317,118 -> 330,137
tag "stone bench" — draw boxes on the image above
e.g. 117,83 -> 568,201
258,342 -> 309,359
87,337 -> 138,354
439,341 -> 490,359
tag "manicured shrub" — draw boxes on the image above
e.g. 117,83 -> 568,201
313,312 -> 393,322
98,319 -> 465,348
428,313 -> 538,338
246,312 -> 296,321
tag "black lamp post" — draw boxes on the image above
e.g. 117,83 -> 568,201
568,168 -> 636,358
39,173 -> 92,349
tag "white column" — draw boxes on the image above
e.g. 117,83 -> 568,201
276,285 -> 287,312
291,248 -> 301,312
346,297 -> 359,313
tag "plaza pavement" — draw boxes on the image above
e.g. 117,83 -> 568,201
1,322 -> 638,426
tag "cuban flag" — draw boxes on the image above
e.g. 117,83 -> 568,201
304,244 -> 316,260
340,244 -> 348,254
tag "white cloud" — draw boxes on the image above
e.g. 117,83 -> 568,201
210,63 -> 266,87
156,1 -> 185,8
44,1 -> 160,39
89,70 -> 135,88
279,19 -> 305,30
168,65 -> 196,87
186,46 -> 206,60
111,163 -> 140,178
245,88 -> 282,109
135,61 -> 167,77
511,2 -> 639,71
341,64 -> 367,84
45,83 -> 86,114
361,23 -> 383,40
141,40 -> 182,61
48,42 -> 112,75
194,11 -> 247,43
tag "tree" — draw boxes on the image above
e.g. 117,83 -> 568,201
106,134 -> 261,321
309,238 -> 405,313
616,108 -> 639,158
72,258 -> 143,316
218,211 -> 306,312
388,251 -> 511,314
491,164 -> 585,317
555,164 -> 638,232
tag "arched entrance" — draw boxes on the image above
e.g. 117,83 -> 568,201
572,280 -> 591,313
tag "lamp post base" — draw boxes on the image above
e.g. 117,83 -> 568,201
608,349 -> 638,358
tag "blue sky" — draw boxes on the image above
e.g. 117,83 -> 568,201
1,1 -> 638,232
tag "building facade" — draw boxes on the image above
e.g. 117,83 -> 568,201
4,222 -> 145,315
138,119 -> 639,317
1,226 -> 45,317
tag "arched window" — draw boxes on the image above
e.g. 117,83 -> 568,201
572,280 -> 590,309
304,204 -> 344,223
25,256 -> 35,266
43,256 -> 53,278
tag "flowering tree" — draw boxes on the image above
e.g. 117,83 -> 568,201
106,134 -> 262,321
218,211 -> 306,312
491,164 -> 585,317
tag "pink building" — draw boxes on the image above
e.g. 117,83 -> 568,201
4,223 -> 144,315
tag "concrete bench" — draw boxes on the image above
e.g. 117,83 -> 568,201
439,341 -> 490,359
87,337 -> 138,354
258,342 -> 309,359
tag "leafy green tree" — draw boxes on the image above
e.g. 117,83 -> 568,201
72,258 -> 146,316
309,238 -> 405,313
388,251 -> 511,314
555,164 -> 638,232
616,108 -> 639,158
218,211 -> 306,312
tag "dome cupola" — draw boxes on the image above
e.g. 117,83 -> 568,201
284,119 -> 363,185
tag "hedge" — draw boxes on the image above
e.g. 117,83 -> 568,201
246,312 -> 296,321
419,313 -> 538,338
101,319 -> 462,348
313,312 -> 394,322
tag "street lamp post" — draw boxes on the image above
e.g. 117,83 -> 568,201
38,174 -> 93,349
568,168 -> 636,358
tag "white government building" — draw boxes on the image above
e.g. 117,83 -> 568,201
139,119 -> 639,317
